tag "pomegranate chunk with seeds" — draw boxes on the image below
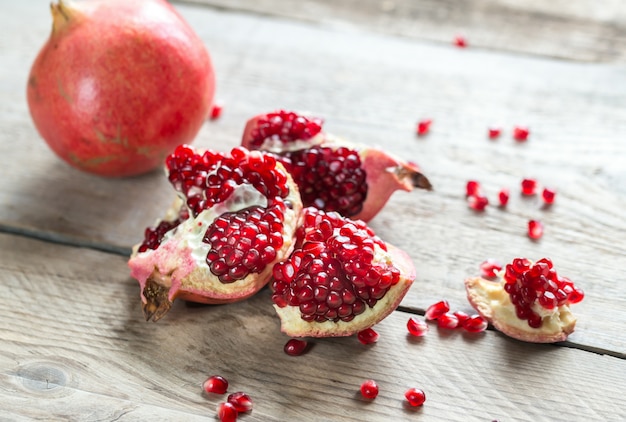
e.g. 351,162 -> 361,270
425,300 -> 450,320
528,220 -> 544,240
407,317 -> 429,337
360,379 -> 379,399
405,388 -> 426,407
465,257 -> 584,342
271,207 -> 416,338
521,178 -> 538,195
513,126 -> 530,141
542,187 -> 556,204
416,119 -> 432,136
217,402 -> 238,422
227,392 -> 253,413
203,375 -> 229,394
284,339 -> 308,356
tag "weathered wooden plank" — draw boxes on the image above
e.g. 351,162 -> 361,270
178,0 -> 626,63
1,233 -> 625,421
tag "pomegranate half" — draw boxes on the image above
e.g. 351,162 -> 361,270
241,110 -> 432,221
128,146 -> 302,321
27,0 -> 215,177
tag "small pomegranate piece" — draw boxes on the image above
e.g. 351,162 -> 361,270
241,110 -> 432,221
217,402 -> 238,422
227,392 -> 253,413
465,257 -> 584,342
542,187 -> 556,204
462,314 -> 488,333
528,220 -> 544,240
468,195 -> 489,211
284,339 -> 308,356
405,388 -> 426,407
210,102 -> 224,120
453,35 -> 467,48
407,317 -> 429,337
416,119 -> 432,136
357,328 -> 380,345
513,126 -> 530,142
425,300 -> 450,320
466,180 -> 481,197
479,259 -> 502,279
271,208 -> 416,338
488,126 -> 502,139
437,313 -> 459,329
360,379 -> 379,399
498,188 -> 510,207
203,375 -> 229,394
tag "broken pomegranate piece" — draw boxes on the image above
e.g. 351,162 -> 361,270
465,257 -> 583,343
270,207 -> 416,338
128,145 -> 303,321
241,110 -> 432,221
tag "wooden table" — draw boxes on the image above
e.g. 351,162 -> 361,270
2,0 -> 625,420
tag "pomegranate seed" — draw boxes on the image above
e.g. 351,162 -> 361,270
528,220 -> 544,240
404,388 -> 426,407
357,327 -> 379,345
453,311 -> 470,326
360,379 -> 379,399
425,300 -> 450,320
521,178 -> 538,195
203,375 -> 229,394
453,35 -> 467,48
416,119 -> 432,136
466,180 -> 481,197
480,258 -> 502,279
468,194 -> 489,211
217,402 -> 238,422
406,317 -> 429,337
513,126 -> 530,141
498,188 -> 509,207
488,126 -> 502,139
462,314 -> 488,333
210,102 -> 223,120
542,187 -> 556,204
284,338 -> 308,356
227,392 -> 253,413
437,313 -> 459,329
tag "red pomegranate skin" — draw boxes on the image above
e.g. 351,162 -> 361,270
27,0 -> 215,177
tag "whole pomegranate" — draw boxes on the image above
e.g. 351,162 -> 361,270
27,0 -> 215,177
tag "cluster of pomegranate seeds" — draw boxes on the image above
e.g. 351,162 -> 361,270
203,375 -> 229,394
137,216 -> 185,253
203,204 -> 285,282
416,119 -> 432,136
360,379 -> 379,399
425,300 -> 487,332
406,317 -> 429,337
284,338 -> 308,356
513,125 -> 530,141
479,258 -> 503,279
404,388 -> 426,407
202,375 -> 253,421
210,102 -> 223,120
248,110 -> 323,148
527,220 -> 544,240
357,327 -> 380,345
503,258 -> 584,328
281,146 -> 367,217
272,208 -> 399,323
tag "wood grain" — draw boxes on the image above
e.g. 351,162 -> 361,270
2,233 -> 625,421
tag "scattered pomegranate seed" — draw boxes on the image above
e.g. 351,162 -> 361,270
425,300 -> 450,320
203,375 -> 229,394
479,258 -> 502,279
462,314 -> 488,333
498,188 -> 509,207
217,402 -> 238,422
357,328 -> 380,345
488,126 -> 502,140
513,126 -> 530,141
453,35 -> 467,48
284,338 -> 308,356
360,379 -> 379,399
528,220 -> 544,240
521,178 -> 538,195
437,313 -> 459,329
466,180 -> 481,197
416,119 -> 432,136
453,311 -> 470,326
468,194 -> 489,211
542,187 -> 556,204
227,392 -> 253,413
405,388 -> 426,407
210,102 -> 223,120
406,317 -> 429,337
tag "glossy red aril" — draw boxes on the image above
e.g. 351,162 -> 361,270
521,178 -> 538,195
357,328 -> 380,345
468,195 -> 489,211
360,380 -> 379,399
437,313 -> 459,329
210,102 -> 224,120
528,220 -> 544,240
405,388 -> 426,407
488,126 -> 502,139
27,0 -> 215,177
542,187 -> 556,204
453,35 -> 467,48
407,317 -> 429,337
241,110 -> 431,221
498,188 -> 510,207
217,402 -> 238,422
480,259 -> 503,279
453,311 -> 470,326
466,180 -> 481,197
513,126 -> 530,142
128,145 -> 302,321
284,339 -> 308,356
425,300 -> 450,320
227,392 -> 253,413
416,119 -> 432,136
462,314 -> 488,333
203,375 -> 229,394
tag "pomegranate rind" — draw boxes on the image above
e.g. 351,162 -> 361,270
273,243 -> 415,338
464,277 -> 576,343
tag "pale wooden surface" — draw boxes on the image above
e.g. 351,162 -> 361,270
1,0 -> 626,420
